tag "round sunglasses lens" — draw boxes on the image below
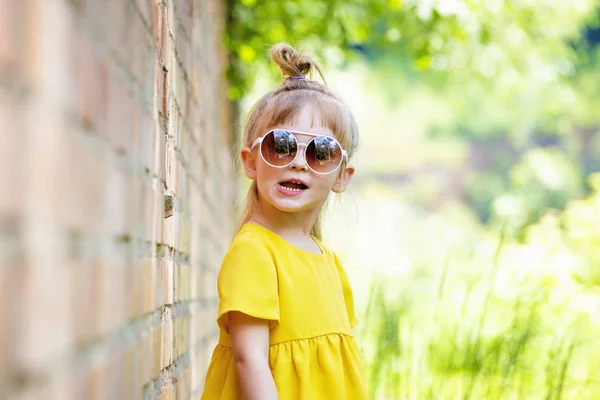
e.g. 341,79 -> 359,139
306,136 -> 342,173
261,130 -> 297,166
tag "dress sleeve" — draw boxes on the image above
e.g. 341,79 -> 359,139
216,236 -> 279,334
333,252 -> 359,328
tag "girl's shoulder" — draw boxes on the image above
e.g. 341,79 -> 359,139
218,225 -> 278,274
234,222 -> 284,242
228,223 -> 274,253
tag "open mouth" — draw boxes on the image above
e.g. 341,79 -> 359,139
279,179 -> 308,192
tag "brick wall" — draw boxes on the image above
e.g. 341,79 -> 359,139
0,0 -> 234,399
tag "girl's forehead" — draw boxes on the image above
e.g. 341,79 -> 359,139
272,106 -> 335,138
290,105 -> 327,125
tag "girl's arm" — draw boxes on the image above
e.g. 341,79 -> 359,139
229,311 -> 279,400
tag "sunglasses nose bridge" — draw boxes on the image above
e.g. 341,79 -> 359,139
289,143 -> 309,170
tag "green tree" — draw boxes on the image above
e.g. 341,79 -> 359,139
225,0 -> 600,110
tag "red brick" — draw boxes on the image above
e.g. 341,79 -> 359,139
142,183 -> 154,243
129,100 -> 142,163
117,2 -> 137,68
156,58 -> 167,118
139,329 -> 155,383
165,142 -> 179,195
16,247 -> 73,375
126,259 -> 143,320
106,73 -> 134,155
157,125 -> 167,184
129,171 -> 145,236
0,93 -> 26,215
179,167 -> 190,206
120,346 -> 134,399
153,324 -> 163,377
190,353 -> 201,393
83,0 -> 106,31
123,172 -> 139,236
0,1 -> 21,69
189,267 -> 199,299
68,368 -> 89,400
131,343 -> 143,399
171,65 -> 183,115
103,0 -> 126,62
86,363 -> 106,400
94,62 -> 110,139
154,256 -> 164,307
173,318 -> 180,357
139,108 -> 157,174
179,215 -> 191,255
182,89 -> 192,129
142,258 -> 157,313
190,62 -> 200,113
165,0 -> 175,38
137,333 -> 147,386
168,100 -> 181,144
154,187 -> 165,243
176,0 -> 191,28
160,256 -> 175,305
161,319 -> 174,370
179,120 -> 190,161
23,0 -> 74,104
175,30 -> 191,82
102,162 -> 128,236
178,113 -> 187,152
108,258 -> 127,333
71,28 -> 96,130
130,16 -> 151,85
163,210 -> 178,248
1,0 -> 233,396
23,101 -> 64,220
13,376 -> 71,400
162,27 -> 174,79
178,318 -> 189,357
0,253 -> 8,387
176,264 -> 191,303
134,0 -> 153,28
191,144 -> 204,186
152,0 -> 163,49
91,260 -> 110,339
71,259 -> 95,346
57,133 -> 106,232
159,384 -> 174,400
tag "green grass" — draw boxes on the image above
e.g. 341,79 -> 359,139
357,232 -> 600,400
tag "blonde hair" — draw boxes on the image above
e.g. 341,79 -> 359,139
234,42 -> 360,240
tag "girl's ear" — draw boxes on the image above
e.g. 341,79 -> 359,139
240,147 -> 258,179
332,163 -> 355,193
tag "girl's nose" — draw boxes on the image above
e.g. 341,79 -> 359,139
290,146 -> 309,170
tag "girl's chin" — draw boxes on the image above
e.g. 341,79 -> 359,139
266,197 -> 316,213
257,187 -> 326,213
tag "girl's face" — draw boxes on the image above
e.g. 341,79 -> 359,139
241,106 -> 355,215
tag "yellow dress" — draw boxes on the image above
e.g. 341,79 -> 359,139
201,223 -> 367,399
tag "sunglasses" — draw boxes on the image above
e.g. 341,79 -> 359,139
251,129 -> 348,175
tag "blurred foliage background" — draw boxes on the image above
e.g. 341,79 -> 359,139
224,0 -> 600,398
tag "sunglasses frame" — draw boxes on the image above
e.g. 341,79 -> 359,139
251,129 -> 348,175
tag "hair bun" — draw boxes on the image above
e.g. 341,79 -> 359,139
270,42 -> 324,82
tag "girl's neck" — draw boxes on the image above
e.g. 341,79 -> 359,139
250,200 -> 321,238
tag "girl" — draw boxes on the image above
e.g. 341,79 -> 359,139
201,43 -> 367,400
